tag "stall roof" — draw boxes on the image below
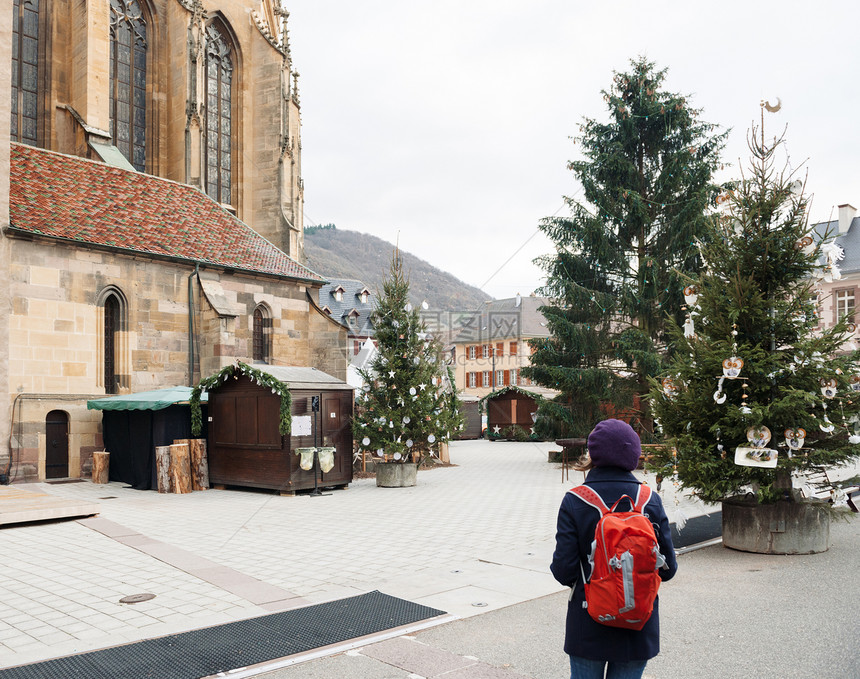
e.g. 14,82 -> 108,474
250,366 -> 353,391
87,387 -> 208,411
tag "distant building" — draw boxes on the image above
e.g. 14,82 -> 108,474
451,294 -> 556,399
318,279 -> 376,358
814,204 -> 860,345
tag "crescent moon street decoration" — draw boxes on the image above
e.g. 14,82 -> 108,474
762,97 -> 782,113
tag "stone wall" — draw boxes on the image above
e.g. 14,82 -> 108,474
3,238 -> 346,482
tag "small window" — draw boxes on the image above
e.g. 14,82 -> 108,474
483,344 -> 492,358
495,370 -> 504,387
253,306 -> 271,363
510,368 -> 518,386
482,371 -> 491,388
468,372 -> 477,388
360,291 -> 369,303
468,345 -> 476,360
334,290 -> 343,302
836,288 -> 855,323
104,295 -> 121,394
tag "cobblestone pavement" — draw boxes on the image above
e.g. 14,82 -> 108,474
0,439 -> 721,670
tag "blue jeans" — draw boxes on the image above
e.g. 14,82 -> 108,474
569,654 -> 647,679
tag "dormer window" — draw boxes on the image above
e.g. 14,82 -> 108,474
333,284 -> 346,302
358,288 -> 370,304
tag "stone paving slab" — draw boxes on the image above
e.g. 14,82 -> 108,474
0,485 -> 99,526
0,439 -> 747,671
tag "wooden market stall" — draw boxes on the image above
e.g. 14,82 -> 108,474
196,363 -> 354,493
87,387 -> 208,490
455,395 -> 482,439
481,385 -> 558,439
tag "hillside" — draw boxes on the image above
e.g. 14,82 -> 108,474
303,227 -> 492,312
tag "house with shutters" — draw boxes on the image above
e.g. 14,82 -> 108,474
451,294 -> 556,399
813,204 -> 860,341
0,1 -> 348,484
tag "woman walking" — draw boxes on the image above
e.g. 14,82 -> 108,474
551,419 -> 678,679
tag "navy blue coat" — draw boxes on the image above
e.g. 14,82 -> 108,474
550,466 -> 678,662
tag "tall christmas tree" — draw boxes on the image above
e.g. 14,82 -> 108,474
523,57 -> 727,438
650,114 -> 860,504
353,251 -> 462,464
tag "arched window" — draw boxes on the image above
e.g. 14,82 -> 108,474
252,306 -> 271,363
11,0 -> 41,145
104,295 -> 121,394
109,0 -> 148,172
205,23 -> 233,205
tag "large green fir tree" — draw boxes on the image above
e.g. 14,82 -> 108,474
353,252 -> 462,464
523,57 -> 727,438
650,118 -> 860,504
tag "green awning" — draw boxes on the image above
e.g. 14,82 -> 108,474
87,387 -> 208,412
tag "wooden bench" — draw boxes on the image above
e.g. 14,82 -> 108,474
800,467 -> 860,512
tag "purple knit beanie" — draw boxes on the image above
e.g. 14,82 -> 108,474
587,419 -> 642,471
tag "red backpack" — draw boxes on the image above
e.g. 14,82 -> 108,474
570,484 -> 665,631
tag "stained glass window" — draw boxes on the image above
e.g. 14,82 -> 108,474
205,24 -> 233,205
110,0 -> 147,172
11,0 -> 40,145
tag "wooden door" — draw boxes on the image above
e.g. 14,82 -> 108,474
45,410 -> 69,479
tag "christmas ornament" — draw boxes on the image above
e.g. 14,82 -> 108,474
783,428 -> 805,451
662,377 -> 678,398
722,357 -> 743,379
683,285 -> 699,306
734,425 -> 777,467
820,378 -> 837,399
362,437 -> 370,447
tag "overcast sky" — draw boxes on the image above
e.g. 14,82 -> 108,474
287,1 -> 859,300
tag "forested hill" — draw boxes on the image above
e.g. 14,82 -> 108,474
303,226 -> 492,311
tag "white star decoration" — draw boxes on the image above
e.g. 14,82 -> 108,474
419,383 -> 427,390
493,425 -> 501,434
388,371 -> 395,378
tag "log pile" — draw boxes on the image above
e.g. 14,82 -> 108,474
154,439 -> 209,493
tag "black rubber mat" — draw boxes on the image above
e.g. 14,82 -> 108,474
0,590 -> 446,679
671,511 -> 722,549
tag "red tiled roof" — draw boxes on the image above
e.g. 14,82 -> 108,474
7,143 -> 324,283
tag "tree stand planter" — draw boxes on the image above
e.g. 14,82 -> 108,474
376,462 -> 418,488
722,497 -> 831,554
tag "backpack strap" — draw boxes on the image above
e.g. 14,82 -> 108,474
569,485 -> 610,516
633,484 -> 652,512
571,484 -> 652,515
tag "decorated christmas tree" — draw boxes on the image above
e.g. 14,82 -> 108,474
524,57 -> 727,438
353,251 -> 462,464
650,114 -> 860,505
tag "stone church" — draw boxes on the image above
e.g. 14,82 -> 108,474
0,1 -> 347,483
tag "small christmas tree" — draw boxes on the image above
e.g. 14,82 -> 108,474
651,114 -> 860,504
353,251 -> 462,465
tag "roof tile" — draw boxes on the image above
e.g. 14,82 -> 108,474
8,143 -> 324,283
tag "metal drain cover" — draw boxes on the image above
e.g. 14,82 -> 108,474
119,593 -> 156,604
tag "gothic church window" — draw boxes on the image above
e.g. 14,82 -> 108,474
104,294 -> 121,394
11,0 -> 41,146
205,23 -> 234,205
109,0 -> 148,172
253,306 -> 271,363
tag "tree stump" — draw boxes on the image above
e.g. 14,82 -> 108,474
155,446 -> 171,492
91,451 -> 109,484
168,443 -> 192,494
174,438 -> 209,490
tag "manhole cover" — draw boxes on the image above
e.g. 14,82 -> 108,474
471,602 -> 488,608
119,593 -> 156,604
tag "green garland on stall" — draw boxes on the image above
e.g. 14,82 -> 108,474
191,362 -> 292,436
